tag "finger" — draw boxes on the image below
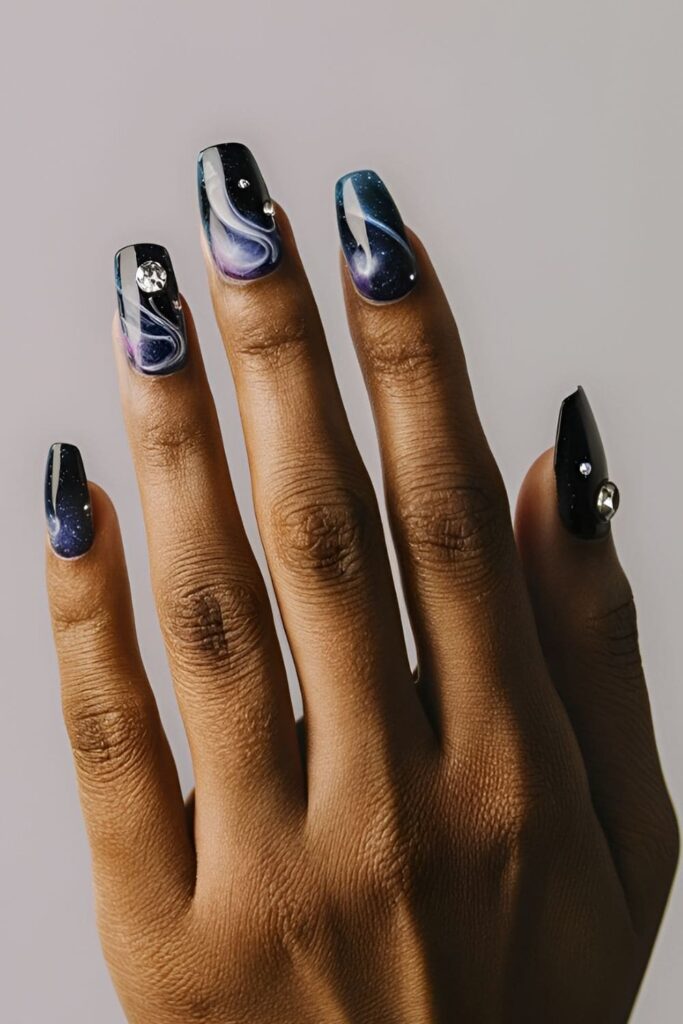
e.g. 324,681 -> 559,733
45,455 -> 194,924
114,243 -> 301,843
337,170 -> 555,749
515,394 -> 679,933
197,143 -> 428,782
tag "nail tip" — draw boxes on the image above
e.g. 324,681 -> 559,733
197,140 -> 253,163
554,387 -> 613,540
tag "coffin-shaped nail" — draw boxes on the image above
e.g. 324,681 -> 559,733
335,169 -> 417,303
554,386 -> 620,539
45,443 -> 94,558
115,243 -> 187,376
197,142 -> 281,281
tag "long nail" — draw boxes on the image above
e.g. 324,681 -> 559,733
45,443 -> 94,558
115,243 -> 187,376
554,386 -> 620,539
197,142 -> 281,281
335,169 -> 417,303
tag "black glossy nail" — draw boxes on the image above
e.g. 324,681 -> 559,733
45,443 -> 94,558
554,386 -> 620,539
115,243 -> 187,376
335,169 -> 417,303
197,142 -> 281,281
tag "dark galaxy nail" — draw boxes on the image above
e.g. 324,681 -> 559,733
115,243 -> 187,376
197,142 -> 281,281
554,386 -> 620,539
335,169 -> 417,303
45,443 -> 94,558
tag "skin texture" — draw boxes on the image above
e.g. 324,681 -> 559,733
46,203 -> 678,1023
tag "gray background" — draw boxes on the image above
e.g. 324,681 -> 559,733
1,0 -> 680,1019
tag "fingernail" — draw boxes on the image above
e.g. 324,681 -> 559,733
554,386 -> 620,539
197,142 -> 281,281
115,243 -> 188,376
45,443 -> 94,558
335,169 -> 417,303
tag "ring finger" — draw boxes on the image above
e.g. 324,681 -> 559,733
113,242 -> 301,856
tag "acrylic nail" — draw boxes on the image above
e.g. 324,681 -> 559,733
197,142 -> 281,281
335,169 -> 417,303
554,386 -> 620,539
115,243 -> 187,376
45,443 -> 94,558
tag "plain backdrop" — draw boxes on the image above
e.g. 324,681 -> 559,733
1,1 -> 681,1020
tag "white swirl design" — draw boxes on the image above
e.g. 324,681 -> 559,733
117,288 -> 187,375
116,245 -> 187,375
341,175 -> 414,277
202,147 -> 280,278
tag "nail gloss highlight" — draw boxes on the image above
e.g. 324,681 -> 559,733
115,243 -> 187,376
335,169 -> 417,302
554,386 -> 620,539
197,142 -> 281,281
45,443 -> 94,558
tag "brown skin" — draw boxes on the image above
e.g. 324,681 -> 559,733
46,209 -> 678,1023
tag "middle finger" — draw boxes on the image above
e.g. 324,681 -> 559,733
197,143 -> 431,787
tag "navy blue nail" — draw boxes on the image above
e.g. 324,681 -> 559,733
335,169 -> 417,302
45,443 -> 94,558
115,243 -> 187,376
197,143 -> 281,281
554,387 -> 620,539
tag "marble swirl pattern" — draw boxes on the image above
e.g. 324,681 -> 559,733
335,169 -> 417,302
45,442 -> 94,558
115,243 -> 187,376
197,142 -> 281,281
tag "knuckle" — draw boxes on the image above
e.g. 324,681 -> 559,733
270,479 -> 378,587
159,566 -> 268,677
620,794 -> 680,890
51,599 -> 112,647
135,408 -> 212,471
360,311 -> 443,389
462,735 -> 581,855
231,304 -> 310,373
396,469 -> 512,590
658,802 -> 681,880
63,695 -> 152,779
586,596 -> 644,681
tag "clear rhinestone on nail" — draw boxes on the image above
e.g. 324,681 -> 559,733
263,199 -> 275,216
579,461 -> 592,476
136,260 -> 168,294
237,178 -> 250,189
596,481 -> 620,521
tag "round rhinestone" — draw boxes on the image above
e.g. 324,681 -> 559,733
136,260 -> 167,294
263,199 -> 275,216
579,461 -> 592,476
596,481 -> 620,521
237,178 -> 250,189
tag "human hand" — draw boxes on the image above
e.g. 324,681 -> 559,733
45,145 -> 678,1023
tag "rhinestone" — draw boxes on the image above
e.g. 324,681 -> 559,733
263,199 -> 275,216
596,481 -> 620,521
237,178 -> 250,189
136,260 -> 167,294
579,461 -> 592,476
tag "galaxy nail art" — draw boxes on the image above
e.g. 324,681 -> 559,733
115,243 -> 187,376
45,443 -> 94,558
554,386 -> 620,540
197,143 -> 281,281
335,169 -> 417,303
